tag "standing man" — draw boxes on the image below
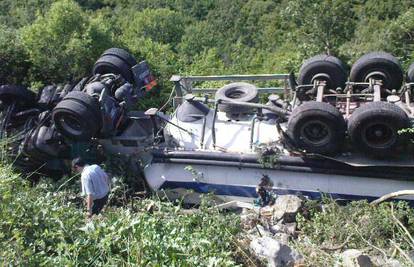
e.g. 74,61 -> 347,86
72,158 -> 110,218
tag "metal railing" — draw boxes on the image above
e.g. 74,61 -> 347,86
170,73 -> 294,107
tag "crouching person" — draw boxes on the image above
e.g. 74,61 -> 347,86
72,158 -> 110,218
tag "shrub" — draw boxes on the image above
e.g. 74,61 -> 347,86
0,165 -> 241,266
21,0 -> 115,84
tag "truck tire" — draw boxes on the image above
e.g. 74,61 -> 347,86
52,92 -> 101,141
215,82 -> 259,114
298,54 -> 348,89
287,101 -> 346,155
350,52 -> 403,90
348,101 -> 410,157
0,85 -> 37,106
102,48 -> 137,67
93,54 -> 134,83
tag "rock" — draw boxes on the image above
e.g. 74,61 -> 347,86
370,255 -> 402,267
270,222 -> 296,237
250,236 -> 303,267
240,211 -> 259,230
280,222 -> 297,236
273,232 -> 289,245
270,224 -> 282,234
386,259 -> 403,267
272,195 -> 303,223
247,224 -> 273,237
340,249 -> 373,267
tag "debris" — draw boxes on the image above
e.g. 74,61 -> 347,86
255,175 -> 276,207
145,200 -> 156,213
250,236 -> 303,267
339,249 -> 373,267
370,190 -> 414,205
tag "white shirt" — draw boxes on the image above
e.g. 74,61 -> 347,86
81,164 -> 110,200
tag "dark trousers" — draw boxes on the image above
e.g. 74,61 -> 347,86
92,194 -> 108,215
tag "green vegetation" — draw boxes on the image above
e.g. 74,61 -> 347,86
2,1 -> 414,265
294,198 -> 414,266
1,0 -> 414,105
0,165 -> 241,266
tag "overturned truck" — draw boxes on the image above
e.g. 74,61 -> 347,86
2,49 -> 414,203
0,48 -> 156,179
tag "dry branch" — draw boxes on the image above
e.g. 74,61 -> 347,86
370,190 -> 414,205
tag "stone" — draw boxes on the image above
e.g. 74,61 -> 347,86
273,232 -> 289,245
250,236 -> 303,267
370,255 -> 403,267
340,249 -> 373,267
272,195 -> 303,223
280,222 -> 297,236
270,224 -> 282,234
240,211 -> 259,230
385,259 -> 403,267
256,224 -> 273,237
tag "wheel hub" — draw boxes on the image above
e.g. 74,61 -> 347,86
363,123 -> 395,148
300,120 -> 332,146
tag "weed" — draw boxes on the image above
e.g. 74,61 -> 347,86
293,197 -> 414,266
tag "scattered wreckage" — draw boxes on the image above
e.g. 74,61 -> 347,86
2,48 -> 414,203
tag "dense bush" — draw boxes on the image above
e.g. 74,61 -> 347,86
294,198 -> 414,266
0,26 -> 30,85
1,0 -> 414,106
21,0 -> 115,85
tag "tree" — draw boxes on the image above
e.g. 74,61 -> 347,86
21,0 -> 115,84
0,25 -> 30,85
0,0 -> 54,28
283,0 -> 356,56
119,8 -> 189,48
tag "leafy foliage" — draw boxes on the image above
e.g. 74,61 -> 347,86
21,0 -> 115,84
294,198 -> 414,265
0,165 -> 241,266
0,25 -> 30,85
1,0 -> 414,107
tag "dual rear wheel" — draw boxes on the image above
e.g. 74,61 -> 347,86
291,52 -> 409,157
287,101 -> 410,157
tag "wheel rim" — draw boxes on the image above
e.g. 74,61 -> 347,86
300,119 -> 332,146
58,113 -> 84,137
361,122 -> 396,149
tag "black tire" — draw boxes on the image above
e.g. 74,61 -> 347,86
348,101 -> 410,157
102,48 -> 137,67
93,55 -> 134,83
350,52 -> 403,90
287,101 -> 346,155
298,54 -> 348,89
215,82 -> 259,114
52,92 -> 101,141
0,85 -> 37,106
61,91 -> 101,120
406,62 -> 414,83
